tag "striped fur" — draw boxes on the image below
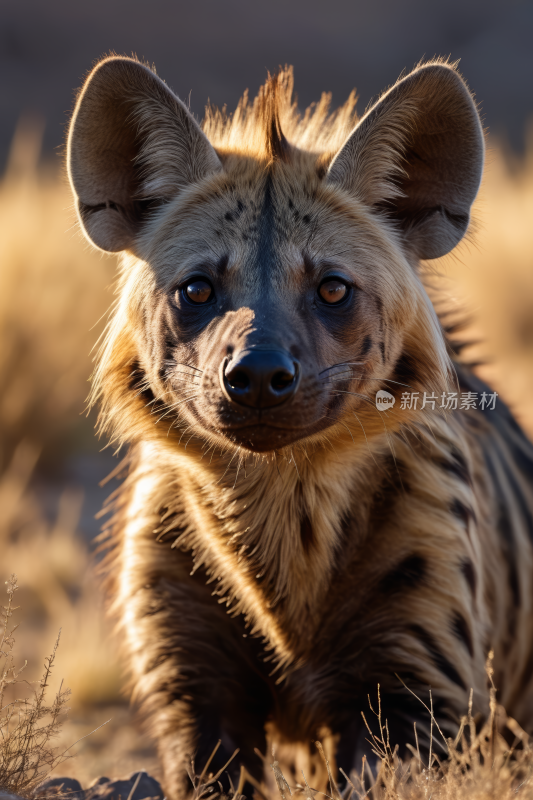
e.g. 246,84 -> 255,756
68,56 -> 533,797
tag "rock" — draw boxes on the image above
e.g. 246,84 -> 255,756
85,772 -> 163,800
34,773 -> 164,800
87,779 -> 110,789
34,777 -> 84,800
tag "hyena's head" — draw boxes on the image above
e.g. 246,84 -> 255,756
68,58 -> 483,455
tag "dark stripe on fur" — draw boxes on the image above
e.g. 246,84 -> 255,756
498,501 -> 521,610
361,335 -> 372,357
460,558 -> 477,597
450,498 -> 475,531
256,173 -> 276,283
511,434 -> 533,482
410,624 -> 467,690
369,456 -> 409,528
300,514 -> 315,553
378,554 -> 426,594
129,360 -> 157,406
393,352 -> 418,388
519,646 -> 533,696
439,448 -> 472,486
496,444 -> 533,545
485,452 -> 521,609
451,611 -> 474,657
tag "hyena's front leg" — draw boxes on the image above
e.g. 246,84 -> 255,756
121,545 -> 272,799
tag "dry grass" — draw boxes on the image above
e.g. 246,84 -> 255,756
0,120 -> 531,794
262,688 -> 533,800
173,675 -> 533,800
0,123 -> 116,471
0,126 -> 144,784
0,121 -> 123,711
0,576 -> 70,796
0,442 -> 121,711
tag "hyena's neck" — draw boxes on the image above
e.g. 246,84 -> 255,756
133,434 -> 385,665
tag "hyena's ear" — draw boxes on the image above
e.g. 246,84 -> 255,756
327,63 -> 484,259
67,56 -> 222,252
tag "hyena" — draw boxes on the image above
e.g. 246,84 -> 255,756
68,57 -> 533,796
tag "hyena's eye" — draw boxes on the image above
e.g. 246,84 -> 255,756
318,278 -> 349,305
182,279 -> 214,305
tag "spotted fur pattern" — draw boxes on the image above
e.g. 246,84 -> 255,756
67,56 -> 533,798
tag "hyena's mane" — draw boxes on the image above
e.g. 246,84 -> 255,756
202,65 -> 359,161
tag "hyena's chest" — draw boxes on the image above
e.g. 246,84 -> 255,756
181,503 -> 412,671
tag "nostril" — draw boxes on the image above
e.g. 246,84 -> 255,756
222,350 -> 299,408
226,368 -> 250,391
271,370 -> 295,392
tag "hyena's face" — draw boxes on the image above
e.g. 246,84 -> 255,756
140,164 -> 413,452
68,59 -> 484,452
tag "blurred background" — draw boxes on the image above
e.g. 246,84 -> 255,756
0,0 -> 532,784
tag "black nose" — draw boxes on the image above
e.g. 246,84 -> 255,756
223,350 -> 299,409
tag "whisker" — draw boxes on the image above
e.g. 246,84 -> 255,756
144,397 -> 159,410
350,411 -> 381,470
290,448 -> 301,482
233,455 -> 243,489
324,414 -> 355,445
169,382 -> 200,392
320,368 -> 413,390
321,432 -> 337,457
178,424 -> 193,445
133,383 -> 153,400
180,389 -> 200,407
158,393 -> 199,418
319,361 -> 414,390
170,392 -> 201,407
274,452 -> 283,481
172,378 -> 200,385
162,396 -> 199,435
155,403 -> 178,424
350,374 -> 414,390
321,371 -> 354,383
300,444 -> 312,466
177,362 -> 203,374
329,388 -> 375,407
217,450 -> 239,485
173,371 -> 202,381
319,361 -> 365,376
200,441 -> 215,462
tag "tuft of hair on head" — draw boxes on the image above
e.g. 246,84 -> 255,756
258,69 -> 292,164
202,65 -> 359,160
